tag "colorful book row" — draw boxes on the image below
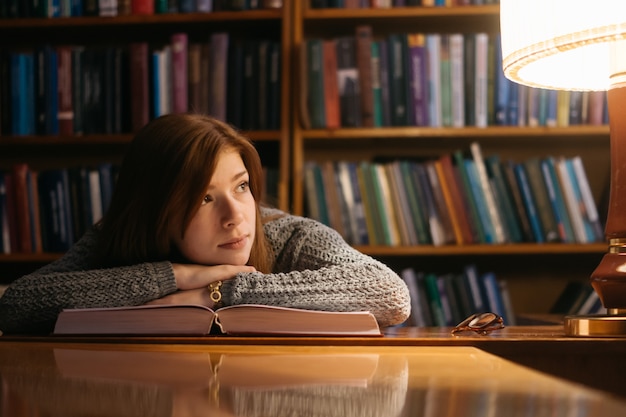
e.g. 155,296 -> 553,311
303,144 -> 604,246
0,163 -> 118,254
400,264 -> 515,328
302,31 -> 607,129
1,32 -> 281,136
0,0 -> 282,18
311,0 -> 499,8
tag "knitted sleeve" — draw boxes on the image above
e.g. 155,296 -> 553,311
222,211 -> 411,328
0,229 -> 178,334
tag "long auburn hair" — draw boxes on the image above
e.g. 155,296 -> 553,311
92,113 -> 274,273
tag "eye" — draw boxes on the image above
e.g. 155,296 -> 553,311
201,194 -> 213,205
236,181 -> 250,193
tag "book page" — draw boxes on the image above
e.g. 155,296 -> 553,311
215,305 -> 381,336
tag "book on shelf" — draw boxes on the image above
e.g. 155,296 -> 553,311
399,160 -> 432,245
423,273 -> 447,326
571,156 -> 604,242
513,162 -> 545,243
540,157 -> 576,243
501,159 -> 534,242
336,36 -> 361,127
320,161 -> 349,239
57,46 -> 74,136
483,155 -> 521,243
377,39 -> 392,127
370,40 -> 384,127
305,39 -> 326,129
424,161 -> 457,245
170,32 -> 188,114
255,40 -> 270,129
400,268 -> 432,327
386,33 -> 409,126
550,281 -> 606,316
523,157 -> 561,242
426,33 -> 442,127
473,33 -> 489,127
470,142 -> 506,243
407,33 -> 429,127
265,40 -> 281,129
35,45 -> 59,136
209,32 -> 229,123
242,39 -> 260,130
433,159 -> 464,244
385,162 -> 419,246
322,38 -> 341,129
413,162 -> 448,246
355,25 -> 375,127
226,39 -> 244,126
53,304 -> 383,336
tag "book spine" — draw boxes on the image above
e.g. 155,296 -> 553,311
449,33 -> 465,128
355,25 -> 374,127
131,0 -> 154,14
473,33 -> 488,127
57,46 -> 74,136
514,162 -> 544,243
129,42 -> 149,131
336,36 -> 361,127
170,33 -> 188,115
470,142 -> 506,243
209,32 -> 229,122
386,34 -> 409,126
524,158 -> 561,242
322,39 -> 341,129
370,41 -> 383,127
425,34 -> 441,127
377,39 -> 391,127
406,33 -> 429,127
306,39 -> 326,128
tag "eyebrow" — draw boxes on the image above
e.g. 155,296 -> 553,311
207,170 -> 249,189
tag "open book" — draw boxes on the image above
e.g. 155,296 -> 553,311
53,304 -> 382,336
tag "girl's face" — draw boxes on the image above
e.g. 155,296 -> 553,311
174,149 -> 256,266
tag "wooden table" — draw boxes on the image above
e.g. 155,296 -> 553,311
2,339 -> 626,417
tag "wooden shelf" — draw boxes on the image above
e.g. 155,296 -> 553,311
303,4 -> 500,19
0,130 -> 283,146
0,242 -> 607,264
357,243 -> 607,257
0,9 -> 283,28
300,125 -> 610,140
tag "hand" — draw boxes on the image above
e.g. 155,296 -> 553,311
144,288 -> 217,308
172,263 -> 256,290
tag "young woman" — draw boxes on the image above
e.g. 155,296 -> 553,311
0,114 -> 410,334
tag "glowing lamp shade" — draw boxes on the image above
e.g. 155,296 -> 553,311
500,0 -> 626,91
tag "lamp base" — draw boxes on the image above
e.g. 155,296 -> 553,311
564,312 -> 626,337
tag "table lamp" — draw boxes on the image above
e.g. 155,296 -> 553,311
499,0 -> 626,336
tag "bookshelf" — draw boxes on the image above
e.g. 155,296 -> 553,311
0,3 -> 612,317
292,2 -> 611,315
0,4 -> 292,280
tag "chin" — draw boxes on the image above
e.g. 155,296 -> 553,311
220,252 -> 252,266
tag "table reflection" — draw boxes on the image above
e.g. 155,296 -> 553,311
1,343 -> 625,417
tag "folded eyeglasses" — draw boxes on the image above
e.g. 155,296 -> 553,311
451,312 -> 505,336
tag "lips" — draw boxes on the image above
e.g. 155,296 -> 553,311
219,235 -> 248,250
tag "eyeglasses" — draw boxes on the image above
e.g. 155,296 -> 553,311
451,312 -> 505,336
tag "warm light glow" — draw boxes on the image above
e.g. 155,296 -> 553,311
500,0 -> 626,91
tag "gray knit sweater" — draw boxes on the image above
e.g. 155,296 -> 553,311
0,208 -> 410,334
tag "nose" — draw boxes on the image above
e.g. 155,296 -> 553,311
221,196 -> 244,228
